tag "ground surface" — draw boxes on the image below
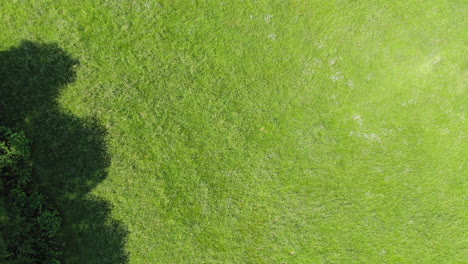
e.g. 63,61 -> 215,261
0,1 -> 466,263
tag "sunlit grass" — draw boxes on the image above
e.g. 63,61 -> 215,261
0,1 -> 466,263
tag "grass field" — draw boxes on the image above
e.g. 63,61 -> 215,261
0,1 -> 466,263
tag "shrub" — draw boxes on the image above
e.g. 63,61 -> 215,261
0,126 -> 62,264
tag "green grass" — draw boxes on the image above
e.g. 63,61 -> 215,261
1,1 -> 466,263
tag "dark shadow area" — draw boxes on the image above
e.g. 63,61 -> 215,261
0,41 -> 128,263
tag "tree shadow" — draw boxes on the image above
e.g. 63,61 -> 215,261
0,41 -> 128,263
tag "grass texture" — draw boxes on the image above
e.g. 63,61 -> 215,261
0,1 -> 466,263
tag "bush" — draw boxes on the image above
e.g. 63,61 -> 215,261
0,126 -> 62,264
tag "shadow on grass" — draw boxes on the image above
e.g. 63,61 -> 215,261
0,41 -> 128,263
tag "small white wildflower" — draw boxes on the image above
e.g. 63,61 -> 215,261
303,62 -> 313,75
330,71 -> 343,81
268,33 -> 276,40
363,133 -> 381,142
315,41 -> 324,49
421,55 -> 442,72
249,14 -> 254,19
352,114 -> 363,125
402,98 -> 417,106
329,57 -> 338,65
303,69 -> 314,76
265,14 -> 273,22
312,58 -> 322,67
314,205 -> 325,211
441,128 -> 450,134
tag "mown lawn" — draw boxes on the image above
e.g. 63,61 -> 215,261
0,1 -> 466,263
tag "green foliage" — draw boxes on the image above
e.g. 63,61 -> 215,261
0,127 -> 62,264
0,41 -> 128,264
